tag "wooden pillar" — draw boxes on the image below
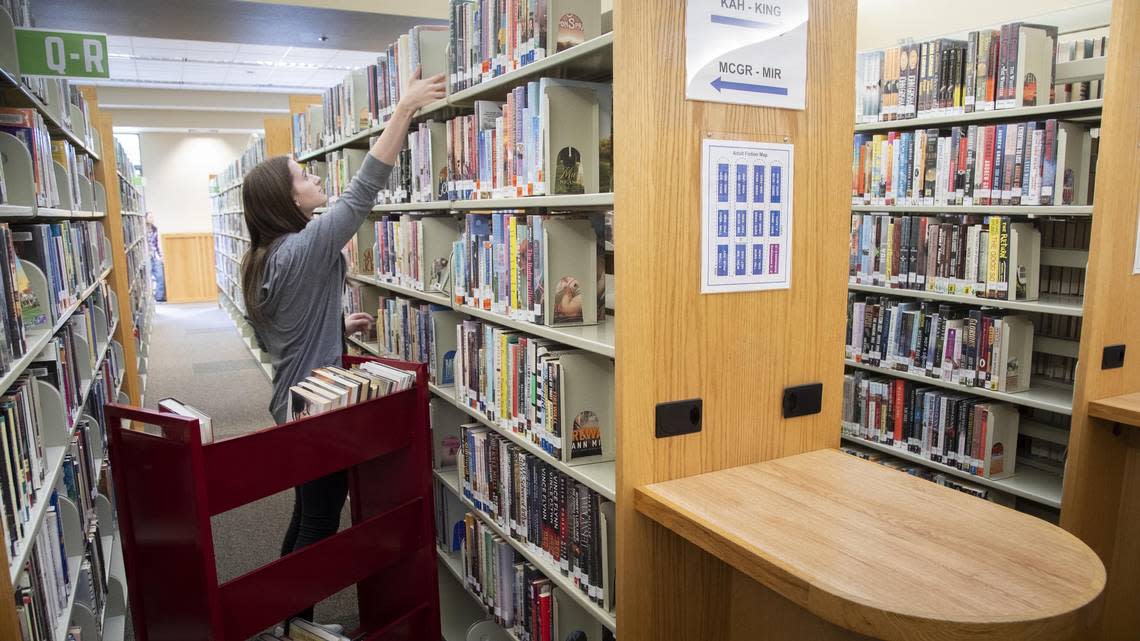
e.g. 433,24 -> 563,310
612,1 -> 857,640
1059,2 -> 1140,639
83,98 -> 144,407
263,115 -> 293,157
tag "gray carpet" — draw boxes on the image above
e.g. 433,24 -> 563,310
126,302 -> 358,640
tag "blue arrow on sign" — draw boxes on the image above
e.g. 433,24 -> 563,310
710,14 -> 774,28
711,76 -> 789,95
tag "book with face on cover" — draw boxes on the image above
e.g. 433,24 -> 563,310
158,398 -> 214,444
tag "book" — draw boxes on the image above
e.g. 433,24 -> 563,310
841,373 -> 1020,480
287,619 -> 351,641
157,398 -> 214,444
458,424 -> 612,610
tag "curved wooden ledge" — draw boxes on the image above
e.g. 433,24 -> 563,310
1088,393 -> 1140,429
634,449 -> 1105,641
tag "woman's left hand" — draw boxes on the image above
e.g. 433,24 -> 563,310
345,312 -> 375,336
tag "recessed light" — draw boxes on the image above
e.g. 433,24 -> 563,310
317,35 -> 329,43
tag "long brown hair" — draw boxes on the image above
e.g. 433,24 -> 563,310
240,156 -> 309,325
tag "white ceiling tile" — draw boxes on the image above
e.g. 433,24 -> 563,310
135,61 -> 181,82
131,37 -> 187,53
226,66 -> 276,85
231,51 -> 287,64
183,40 -> 240,55
108,59 -> 137,81
267,69 -> 317,86
182,63 -> 227,83
236,43 -> 288,55
279,47 -> 336,66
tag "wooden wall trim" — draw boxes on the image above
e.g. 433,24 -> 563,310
613,1 -> 856,639
162,233 -> 218,303
1060,1 -> 1140,639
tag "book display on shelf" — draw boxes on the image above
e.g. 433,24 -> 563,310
276,15 -> 619,638
851,118 -> 1099,208
446,0 -> 602,93
844,15 -> 1107,522
855,21 -> 1108,124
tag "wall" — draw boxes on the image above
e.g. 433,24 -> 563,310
856,0 -> 1111,50
139,132 -> 251,233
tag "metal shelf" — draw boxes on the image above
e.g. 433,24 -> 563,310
450,192 -> 614,211
459,304 -> 615,358
347,273 -> 451,306
448,32 -> 613,106
848,283 -> 1084,317
850,204 -> 1094,217
347,273 -> 615,358
429,381 -> 616,501
854,99 -> 1103,132
0,66 -> 101,159
841,434 -> 1063,508
844,358 -> 1073,414
455,483 -> 616,632
296,33 -> 613,162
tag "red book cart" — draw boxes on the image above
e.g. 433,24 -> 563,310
104,356 -> 440,641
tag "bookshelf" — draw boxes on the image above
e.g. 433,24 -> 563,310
209,114 -> 306,384
251,19 -> 623,640
0,21 -> 132,637
842,16 -> 1116,520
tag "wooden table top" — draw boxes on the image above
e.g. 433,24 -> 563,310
635,449 -> 1105,641
1089,392 -> 1140,428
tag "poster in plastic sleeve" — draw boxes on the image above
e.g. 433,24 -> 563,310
700,138 -> 793,293
685,0 -> 808,109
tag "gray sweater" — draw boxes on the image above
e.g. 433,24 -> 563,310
251,154 -> 392,424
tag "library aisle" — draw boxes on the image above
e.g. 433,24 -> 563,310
138,303 -> 358,637
4,0 -> 1139,639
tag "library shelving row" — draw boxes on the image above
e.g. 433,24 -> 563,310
0,7 -> 138,633
277,18 -> 622,639
209,133 -> 278,383
842,16 -> 1110,519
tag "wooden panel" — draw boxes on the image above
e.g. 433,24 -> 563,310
288,94 -> 321,117
263,115 -> 293,157
636,450 -> 1103,641
1059,1 -> 1140,639
85,90 -> 143,407
1088,393 -> 1140,427
612,0 -> 856,640
163,233 -> 218,303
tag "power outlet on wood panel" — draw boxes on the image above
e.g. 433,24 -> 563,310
656,398 -> 702,438
782,383 -> 823,419
1102,344 -> 1126,369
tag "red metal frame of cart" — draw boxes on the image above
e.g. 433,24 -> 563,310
105,356 -> 440,641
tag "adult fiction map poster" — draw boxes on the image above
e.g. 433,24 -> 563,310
700,138 -> 794,293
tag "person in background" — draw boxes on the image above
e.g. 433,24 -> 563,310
146,212 -> 167,302
238,67 -> 446,632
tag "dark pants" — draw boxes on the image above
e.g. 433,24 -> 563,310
280,470 -> 349,622
150,255 -> 166,302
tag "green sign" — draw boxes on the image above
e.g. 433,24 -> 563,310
14,28 -> 109,79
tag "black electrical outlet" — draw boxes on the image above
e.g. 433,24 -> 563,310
656,398 -> 702,438
782,383 -> 823,419
1102,344 -> 1126,370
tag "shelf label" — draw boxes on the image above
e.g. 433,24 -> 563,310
701,138 -> 793,293
15,28 -> 109,79
685,0 -> 807,109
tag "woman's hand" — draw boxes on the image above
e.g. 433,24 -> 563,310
395,66 -> 446,117
345,312 -> 375,336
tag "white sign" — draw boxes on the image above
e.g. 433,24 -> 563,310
700,138 -> 794,293
685,0 -> 808,110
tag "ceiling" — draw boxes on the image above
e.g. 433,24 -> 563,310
96,36 -> 383,93
240,0 -> 448,19
31,0 -> 446,93
31,0 -> 445,53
